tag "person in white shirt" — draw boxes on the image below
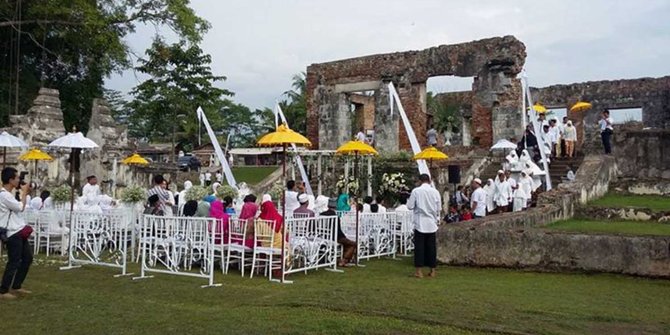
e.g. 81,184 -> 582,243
198,173 -> 205,186
407,174 -> 442,278
355,128 -> 367,143
563,120 -> 577,158
565,166 -> 576,182
0,167 -> 33,299
82,175 -> 100,202
426,126 -> 438,147
493,171 -> 510,212
514,170 -> 533,212
204,171 -> 212,186
177,180 -> 192,214
374,197 -> 387,213
548,119 -> 560,158
599,110 -> 614,154
284,180 -> 300,217
470,178 -> 487,218
483,179 -> 496,214
215,171 -> 223,183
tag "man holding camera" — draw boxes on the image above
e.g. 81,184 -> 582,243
0,167 -> 33,300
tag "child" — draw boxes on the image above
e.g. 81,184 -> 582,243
460,205 -> 473,221
444,205 -> 461,224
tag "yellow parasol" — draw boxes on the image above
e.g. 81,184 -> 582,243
256,123 -> 311,283
335,140 -> 378,156
121,153 -> 149,166
335,140 -> 378,267
19,148 -> 53,185
570,101 -> 592,113
413,146 -> 448,169
530,103 -> 547,114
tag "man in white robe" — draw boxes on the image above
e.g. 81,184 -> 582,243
483,179 -> 496,214
82,175 -> 100,203
493,170 -> 510,211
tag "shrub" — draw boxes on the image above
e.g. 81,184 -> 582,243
120,186 -> 147,203
185,185 -> 209,201
51,185 -> 72,203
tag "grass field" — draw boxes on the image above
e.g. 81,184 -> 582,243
231,166 -> 277,185
547,219 -> 670,236
2,257 -> 670,334
589,194 -> 670,212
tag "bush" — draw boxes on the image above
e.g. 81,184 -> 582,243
120,186 -> 147,203
268,180 -> 284,201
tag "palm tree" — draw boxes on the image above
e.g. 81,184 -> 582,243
280,72 -> 307,133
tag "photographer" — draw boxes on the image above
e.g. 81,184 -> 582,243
0,167 -> 33,300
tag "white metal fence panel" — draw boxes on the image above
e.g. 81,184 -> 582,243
283,216 -> 338,276
133,215 -> 221,287
342,212 -> 397,261
67,211 -> 132,276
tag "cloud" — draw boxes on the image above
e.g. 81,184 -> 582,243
105,0 -> 670,110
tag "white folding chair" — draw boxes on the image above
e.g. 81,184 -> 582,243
225,218 -> 253,276
250,219 -> 281,279
36,210 -> 68,256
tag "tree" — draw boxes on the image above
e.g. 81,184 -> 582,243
0,0 -> 209,131
427,91 -> 461,134
278,72 -> 307,133
127,38 -> 233,151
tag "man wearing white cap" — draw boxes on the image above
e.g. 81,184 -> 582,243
470,178 -> 487,219
292,193 -> 315,217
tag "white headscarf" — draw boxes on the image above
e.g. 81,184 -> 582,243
519,150 -> 531,163
262,194 -> 272,204
29,197 -> 43,211
506,150 -> 518,164
212,182 -> 221,194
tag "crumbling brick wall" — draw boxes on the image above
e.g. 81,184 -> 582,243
306,36 -> 526,151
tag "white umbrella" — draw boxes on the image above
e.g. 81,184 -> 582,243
0,131 -> 29,167
48,131 -> 99,271
48,132 -> 99,149
490,139 -> 518,151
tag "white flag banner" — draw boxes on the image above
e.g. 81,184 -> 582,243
520,72 -> 552,191
275,103 -> 314,196
388,83 -> 430,176
197,107 -> 237,189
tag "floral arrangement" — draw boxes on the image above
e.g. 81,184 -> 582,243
378,172 -> 409,204
51,185 -> 72,203
119,186 -> 147,203
336,175 -> 359,195
215,184 -> 238,200
268,180 -> 285,201
185,185 -> 210,202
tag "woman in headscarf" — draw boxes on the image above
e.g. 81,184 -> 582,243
223,196 -> 235,215
196,195 -> 216,217
483,179 -> 496,214
178,180 -> 192,215
211,182 -> 221,196
514,170 -> 533,212
237,194 -> 258,248
209,198 -> 229,244
258,194 -> 285,249
336,189 -> 351,213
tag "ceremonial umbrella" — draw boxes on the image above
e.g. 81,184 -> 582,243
257,123 -> 311,283
48,131 -> 99,270
530,104 -> 547,114
19,148 -> 53,185
570,101 -> 592,113
0,131 -> 29,168
413,146 -> 448,168
121,153 -> 149,166
489,139 -> 519,151
336,140 -> 378,266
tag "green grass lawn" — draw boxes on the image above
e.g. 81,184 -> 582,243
3,257 -> 670,334
589,194 -> 670,212
547,219 -> 670,236
231,166 -> 277,185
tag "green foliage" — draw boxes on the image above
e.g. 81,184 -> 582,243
232,167 -> 277,185
185,185 -> 209,202
268,180 -> 285,202
51,185 -> 72,203
0,0 -> 209,130
589,194 -> 670,212
119,186 -> 147,203
127,38 -> 232,142
278,72 -> 307,133
215,184 -> 238,200
427,91 -> 461,134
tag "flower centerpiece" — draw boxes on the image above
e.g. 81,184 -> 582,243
336,175 -> 359,195
215,184 -> 238,200
378,172 -> 409,206
51,185 -> 72,204
268,180 -> 284,203
185,185 -> 209,202
119,186 -> 147,204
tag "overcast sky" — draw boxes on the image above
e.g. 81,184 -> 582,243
105,0 -> 670,111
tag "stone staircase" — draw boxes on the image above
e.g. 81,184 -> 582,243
477,154 -> 584,187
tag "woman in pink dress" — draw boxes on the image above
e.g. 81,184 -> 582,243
237,194 -> 258,248
209,199 -> 230,244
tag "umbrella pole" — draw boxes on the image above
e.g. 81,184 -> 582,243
354,152 -> 361,267
2,147 -> 5,168
280,144 -> 287,283
60,148 -> 80,270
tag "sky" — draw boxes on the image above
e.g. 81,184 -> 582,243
105,0 -> 670,111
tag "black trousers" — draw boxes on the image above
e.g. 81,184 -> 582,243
414,230 -> 437,268
1,233 -> 33,294
560,139 -> 566,157
601,129 -> 613,154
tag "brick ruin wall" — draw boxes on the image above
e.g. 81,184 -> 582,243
306,36 -> 526,151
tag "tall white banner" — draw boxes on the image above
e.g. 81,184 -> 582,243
197,107 -> 238,189
275,104 -> 314,196
520,73 -> 552,191
388,83 -> 430,176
